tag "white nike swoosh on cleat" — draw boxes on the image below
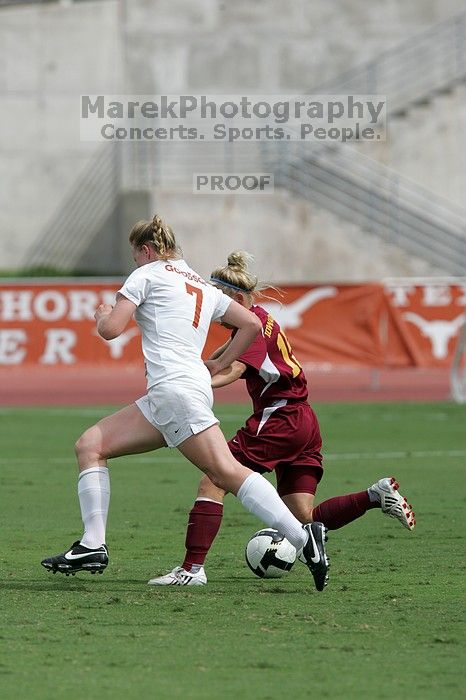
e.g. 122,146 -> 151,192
64,551 -> 104,560
308,531 -> 321,564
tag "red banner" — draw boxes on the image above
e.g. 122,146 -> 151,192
0,282 -> 142,367
0,280 -> 464,369
385,280 -> 466,367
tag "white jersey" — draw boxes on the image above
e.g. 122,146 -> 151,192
118,259 -> 231,390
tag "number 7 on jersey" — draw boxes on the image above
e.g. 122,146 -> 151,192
185,283 -> 203,328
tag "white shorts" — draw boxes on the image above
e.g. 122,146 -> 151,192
135,382 -> 219,448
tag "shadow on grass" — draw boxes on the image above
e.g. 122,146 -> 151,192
0,578 -> 147,592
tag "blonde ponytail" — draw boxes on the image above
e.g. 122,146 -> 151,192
211,250 -> 282,303
129,214 -> 181,260
210,250 -> 258,298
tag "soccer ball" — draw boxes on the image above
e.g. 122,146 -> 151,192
245,528 -> 297,579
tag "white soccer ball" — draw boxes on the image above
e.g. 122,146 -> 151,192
245,528 -> 297,579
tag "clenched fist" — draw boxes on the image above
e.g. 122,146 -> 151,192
94,303 -> 114,323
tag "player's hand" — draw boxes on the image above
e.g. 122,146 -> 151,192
94,303 -> 113,323
204,359 -> 222,377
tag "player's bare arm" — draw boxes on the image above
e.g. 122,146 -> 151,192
209,339 -> 232,360
211,360 -> 246,389
95,294 -> 137,340
205,301 -> 261,376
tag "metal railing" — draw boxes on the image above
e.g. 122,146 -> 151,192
272,12 -> 466,273
311,11 -> 466,114
276,144 -> 466,274
117,139 -> 466,274
118,141 -> 270,190
22,145 -> 120,271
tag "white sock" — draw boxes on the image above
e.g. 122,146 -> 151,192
78,466 -> 110,548
236,472 -> 306,552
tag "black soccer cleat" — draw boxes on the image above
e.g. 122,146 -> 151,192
299,522 -> 330,591
41,541 -> 109,576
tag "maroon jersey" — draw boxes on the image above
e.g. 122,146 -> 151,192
227,305 -> 323,492
236,305 -> 308,412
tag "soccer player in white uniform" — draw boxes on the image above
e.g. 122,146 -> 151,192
41,215 -> 329,591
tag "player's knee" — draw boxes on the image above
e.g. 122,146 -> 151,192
197,474 -> 212,494
207,470 -> 226,490
206,463 -> 237,492
286,501 -> 313,524
281,492 -> 315,524
297,507 -> 314,524
75,426 -> 102,462
197,474 -> 224,499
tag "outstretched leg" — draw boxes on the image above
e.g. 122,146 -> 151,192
282,476 -> 415,532
311,490 -> 378,529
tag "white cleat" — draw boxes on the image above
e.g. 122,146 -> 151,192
370,476 -> 416,531
148,566 -> 207,586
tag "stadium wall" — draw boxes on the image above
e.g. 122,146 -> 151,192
0,0 -> 122,270
1,0 -> 466,274
151,188 -> 448,282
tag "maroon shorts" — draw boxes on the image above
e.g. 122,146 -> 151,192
228,401 -> 323,497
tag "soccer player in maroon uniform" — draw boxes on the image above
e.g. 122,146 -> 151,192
149,252 -> 415,586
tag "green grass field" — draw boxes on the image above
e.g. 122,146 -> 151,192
1,402 -> 465,700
